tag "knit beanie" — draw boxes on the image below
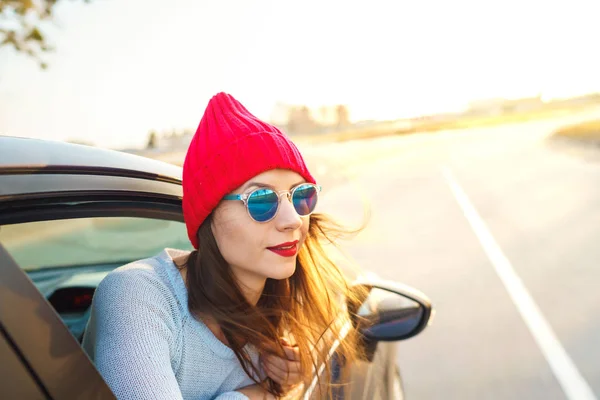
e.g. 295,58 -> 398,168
182,92 -> 316,249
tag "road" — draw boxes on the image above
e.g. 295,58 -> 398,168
298,108 -> 600,400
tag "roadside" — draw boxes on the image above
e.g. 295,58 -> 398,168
550,119 -> 600,144
293,101 -> 600,146
546,119 -> 600,163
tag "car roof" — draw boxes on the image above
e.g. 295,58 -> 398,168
0,136 -> 182,184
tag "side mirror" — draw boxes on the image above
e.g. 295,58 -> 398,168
350,279 -> 433,343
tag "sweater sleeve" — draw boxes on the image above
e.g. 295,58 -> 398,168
213,392 -> 249,400
83,267 -> 184,400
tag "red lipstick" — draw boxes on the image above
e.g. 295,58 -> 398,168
267,241 -> 299,257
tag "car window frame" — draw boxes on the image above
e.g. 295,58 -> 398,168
0,186 -> 183,399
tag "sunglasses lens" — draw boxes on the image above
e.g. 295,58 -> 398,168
247,188 -> 279,222
292,184 -> 319,216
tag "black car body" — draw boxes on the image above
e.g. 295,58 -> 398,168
0,136 -> 432,399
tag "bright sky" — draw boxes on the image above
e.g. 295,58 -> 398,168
1,0 -> 599,149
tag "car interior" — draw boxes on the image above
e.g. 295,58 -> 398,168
0,216 -> 194,342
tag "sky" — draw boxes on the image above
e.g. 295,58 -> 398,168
1,0 -> 599,149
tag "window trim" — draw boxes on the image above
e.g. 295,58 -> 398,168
0,173 -> 182,200
0,194 -> 184,226
0,165 -> 181,185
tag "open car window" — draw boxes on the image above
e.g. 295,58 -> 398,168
0,217 -> 193,271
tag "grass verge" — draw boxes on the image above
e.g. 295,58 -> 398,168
294,103 -> 600,145
553,120 -> 600,141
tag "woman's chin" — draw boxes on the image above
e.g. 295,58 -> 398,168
267,261 -> 297,280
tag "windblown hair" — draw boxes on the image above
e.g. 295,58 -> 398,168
177,211 -> 369,398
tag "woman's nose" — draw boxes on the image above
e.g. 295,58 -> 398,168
275,193 -> 302,230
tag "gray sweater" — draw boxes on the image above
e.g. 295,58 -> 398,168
82,248 -> 265,400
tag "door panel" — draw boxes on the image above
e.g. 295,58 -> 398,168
0,244 -> 116,399
0,326 -> 47,400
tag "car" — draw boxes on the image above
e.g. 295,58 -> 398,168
0,135 -> 433,400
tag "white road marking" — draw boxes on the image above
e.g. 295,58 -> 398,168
441,166 -> 597,400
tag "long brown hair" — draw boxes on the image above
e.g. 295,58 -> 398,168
177,210 -> 369,398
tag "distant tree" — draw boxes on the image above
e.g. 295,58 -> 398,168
1,0 -> 91,69
287,106 -> 298,133
147,131 -> 157,149
336,105 -> 350,127
318,106 -> 329,125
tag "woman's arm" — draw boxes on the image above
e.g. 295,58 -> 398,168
230,383 -> 275,400
83,269 -> 184,399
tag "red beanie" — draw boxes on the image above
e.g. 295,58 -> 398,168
182,92 -> 316,249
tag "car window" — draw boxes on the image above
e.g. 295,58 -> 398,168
0,217 -> 194,271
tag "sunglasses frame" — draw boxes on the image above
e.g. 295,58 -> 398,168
222,183 -> 322,223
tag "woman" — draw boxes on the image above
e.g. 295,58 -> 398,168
82,92 -> 367,399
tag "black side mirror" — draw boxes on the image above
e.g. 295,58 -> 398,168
350,279 -> 433,343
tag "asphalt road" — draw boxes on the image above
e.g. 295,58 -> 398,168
299,107 -> 600,400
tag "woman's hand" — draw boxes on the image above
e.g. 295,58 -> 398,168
261,338 -> 303,391
236,383 -> 276,400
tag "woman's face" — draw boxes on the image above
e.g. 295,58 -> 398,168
211,169 -> 311,297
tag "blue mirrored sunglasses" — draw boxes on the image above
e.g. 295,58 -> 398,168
223,183 -> 322,223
